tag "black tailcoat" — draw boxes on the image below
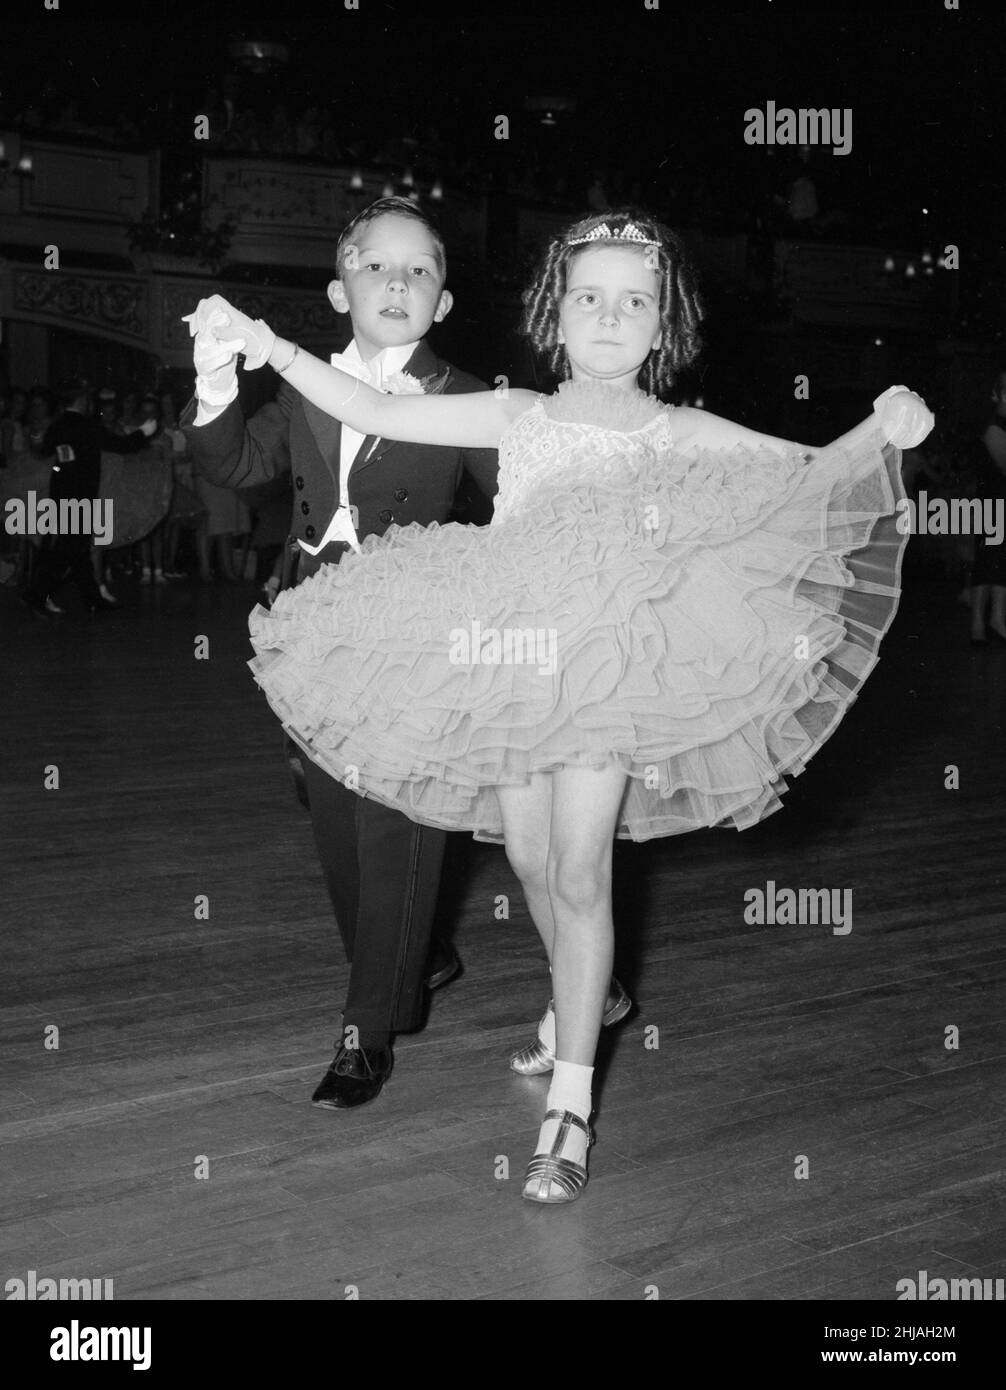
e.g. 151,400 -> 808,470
182,341 -> 499,1040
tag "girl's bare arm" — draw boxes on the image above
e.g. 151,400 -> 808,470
206,296 -> 534,448
273,339 -> 534,447
673,388 -> 933,462
671,405 -> 816,459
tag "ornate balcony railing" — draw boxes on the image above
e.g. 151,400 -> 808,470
0,130 -> 157,260
0,130 -> 965,379
202,157 -> 486,268
0,262 -> 339,370
0,131 -> 486,274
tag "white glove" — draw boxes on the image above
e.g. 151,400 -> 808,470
138,418 -> 159,438
873,386 -> 935,449
183,296 -> 244,409
194,296 -> 277,370
212,301 -> 275,369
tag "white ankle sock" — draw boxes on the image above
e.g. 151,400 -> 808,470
537,1002 -> 556,1053
546,1059 -> 594,1123
525,1059 -> 594,1198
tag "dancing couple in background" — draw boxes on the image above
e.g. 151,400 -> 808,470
186,199 -> 933,1203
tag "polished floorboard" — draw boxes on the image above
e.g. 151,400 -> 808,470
1,561 -> 1004,1301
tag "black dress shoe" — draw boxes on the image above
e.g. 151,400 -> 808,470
85,595 -> 119,613
20,594 -> 54,619
311,1042 -> 393,1109
425,940 -> 461,991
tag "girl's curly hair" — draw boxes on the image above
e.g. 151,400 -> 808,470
520,208 -> 704,396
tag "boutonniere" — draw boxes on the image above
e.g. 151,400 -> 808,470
383,367 -> 452,397
382,370 -> 426,396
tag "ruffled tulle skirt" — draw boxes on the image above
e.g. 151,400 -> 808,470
248,427 -> 906,843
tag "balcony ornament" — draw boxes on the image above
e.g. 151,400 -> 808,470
128,205 -> 237,275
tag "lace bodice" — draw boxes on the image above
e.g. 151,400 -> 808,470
492,381 -> 676,524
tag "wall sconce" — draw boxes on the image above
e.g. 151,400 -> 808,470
225,39 -> 290,75
523,95 -> 576,128
0,142 -> 35,190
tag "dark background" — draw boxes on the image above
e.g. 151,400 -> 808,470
2,0 -> 1002,428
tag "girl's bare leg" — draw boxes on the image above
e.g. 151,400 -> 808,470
496,774 -> 556,961
523,761 -> 627,1200
547,763 -> 627,1066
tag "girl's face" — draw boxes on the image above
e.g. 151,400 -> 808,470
558,244 -> 662,389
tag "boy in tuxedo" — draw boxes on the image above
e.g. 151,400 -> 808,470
184,197 -> 498,1106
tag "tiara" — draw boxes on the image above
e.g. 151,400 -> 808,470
565,221 -> 661,249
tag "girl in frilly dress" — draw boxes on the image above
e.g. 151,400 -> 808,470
187,209 -> 932,1204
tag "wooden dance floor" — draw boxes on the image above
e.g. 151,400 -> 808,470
2,565 -> 1005,1301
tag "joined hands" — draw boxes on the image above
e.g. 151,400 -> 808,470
182,294 -> 277,372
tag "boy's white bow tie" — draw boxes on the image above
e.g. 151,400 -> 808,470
329,353 -> 426,396
330,352 -> 383,390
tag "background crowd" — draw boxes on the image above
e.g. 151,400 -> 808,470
0,379 -> 292,606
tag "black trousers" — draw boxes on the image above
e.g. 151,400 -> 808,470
302,752 -> 448,1044
26,532 -> 101,607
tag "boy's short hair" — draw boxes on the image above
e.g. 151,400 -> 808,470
335,195 -> 447,279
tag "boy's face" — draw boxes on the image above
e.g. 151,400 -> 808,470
327,213 -> 452,358
558,245 -> 662,387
